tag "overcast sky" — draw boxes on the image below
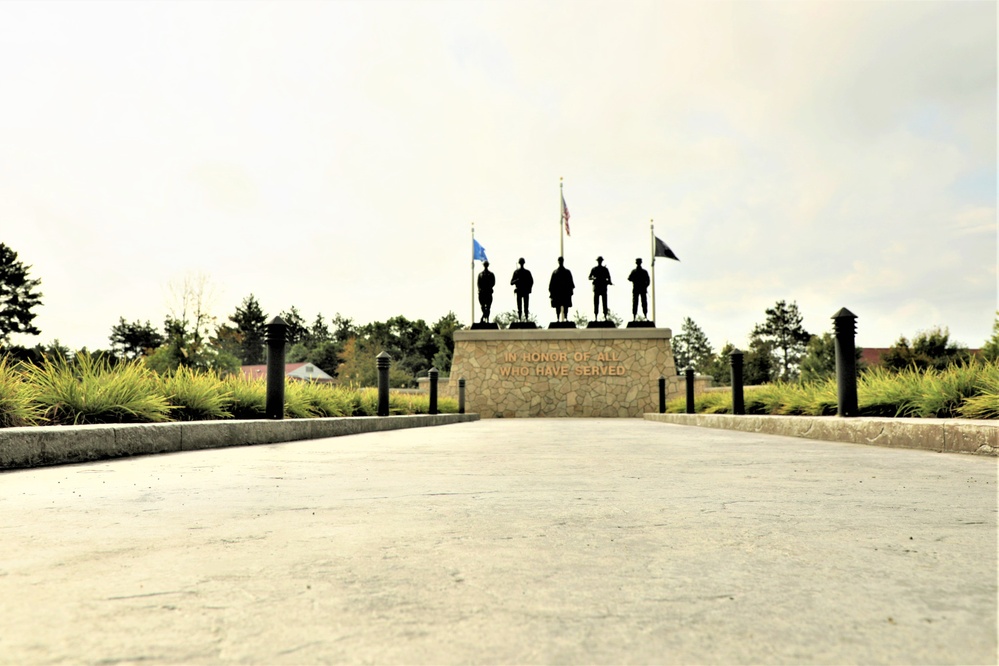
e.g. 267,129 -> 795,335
2,0 -> 995,353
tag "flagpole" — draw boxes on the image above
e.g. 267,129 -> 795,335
559,177 -> 564,258
471,222 -> 475,324
650,220 -> 657,325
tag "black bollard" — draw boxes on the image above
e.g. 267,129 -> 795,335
658,375 -> 666,414
265,316 -> 288,420
428,367 -> 438,415
376,351 -> 391,417
685,367 -> 695,414
730,349 -> 745,415
458,378 -> 466,414
832,307 -> 859,417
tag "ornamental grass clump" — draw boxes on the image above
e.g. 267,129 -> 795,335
908,362 -> 981,418
0,357 -> 42,427
285,381 -> 352,418
958,361 -> 999,419
221,373 -> 267,419
29,354 -> 171,425
158,366 -> 231,421
283,381 -> 319,419
857,366 -> 923,417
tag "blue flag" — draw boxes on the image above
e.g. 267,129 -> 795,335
473,238 -> 488,262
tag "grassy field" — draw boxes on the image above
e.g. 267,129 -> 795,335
667,361 -> 999,419
0,356 -> 458,427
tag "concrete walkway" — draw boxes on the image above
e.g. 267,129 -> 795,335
0,419 -> 995,665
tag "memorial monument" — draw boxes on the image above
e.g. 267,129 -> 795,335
451,187 -> 681,416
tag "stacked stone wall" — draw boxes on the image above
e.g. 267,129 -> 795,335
448,328 -> 679,417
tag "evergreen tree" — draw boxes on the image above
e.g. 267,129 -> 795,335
982,312 -> 999,363
0,243 -> 43,345
706,342 -> 737,386
309,313 -> 331,345
430,311 -> 464,374
751,300 -> 811,381
279,306 -> 308,346
671,317 -> 714,374
744,336 -> 775,385
108,317 -> 165,360
229,294 -> 267,364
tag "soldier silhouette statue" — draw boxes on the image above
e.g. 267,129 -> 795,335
510,258 -> 534,321
477,261 -> 495,322
588,256 -> 612,321
548,256 -> 575,322
627,258 -> 650,320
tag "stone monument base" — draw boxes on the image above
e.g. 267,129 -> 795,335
449,327 -> 679,418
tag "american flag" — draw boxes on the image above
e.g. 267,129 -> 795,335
561,194 -> 570,236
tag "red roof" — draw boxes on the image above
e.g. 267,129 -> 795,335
240,363 -> 307,379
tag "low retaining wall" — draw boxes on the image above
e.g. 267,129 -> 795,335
0,414 -> 480,471
645,413 -> 998,456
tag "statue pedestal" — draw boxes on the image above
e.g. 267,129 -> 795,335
509,322 -> 538,329
626,321 -> 656,328
470,322 -> 499,330
449,327 -> 679,418
586,321 -> 617,329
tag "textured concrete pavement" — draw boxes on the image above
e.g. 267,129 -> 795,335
0,419 -> 996,665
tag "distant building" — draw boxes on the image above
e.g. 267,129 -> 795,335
240,362 -> 334,383
860,348 -> 890,367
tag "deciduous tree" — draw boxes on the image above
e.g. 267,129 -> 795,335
882,327 -> 970,371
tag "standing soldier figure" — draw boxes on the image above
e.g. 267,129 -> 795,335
477,261 -> 496,322
510,258 -> 534,321
548,256 -> 575,322
588,256 -> 613,321
627,258 -> 650,321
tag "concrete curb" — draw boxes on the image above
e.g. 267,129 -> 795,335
644,413 -> 998,456
0,413 -> 481,471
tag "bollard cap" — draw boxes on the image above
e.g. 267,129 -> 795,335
429,366 -> 438,375
831,307 -> 857,320
265,316 -> 288,343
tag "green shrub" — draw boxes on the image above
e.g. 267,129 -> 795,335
158,366 -> 231,421
28,354 -> 171,425
0,357 -> 43,427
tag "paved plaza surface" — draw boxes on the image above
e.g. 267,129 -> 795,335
0,419 -> 996,665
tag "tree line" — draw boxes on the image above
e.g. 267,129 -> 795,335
1,242 -> 997,387
671,299 -> 997,386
